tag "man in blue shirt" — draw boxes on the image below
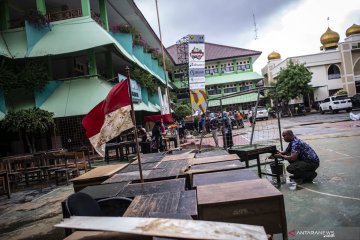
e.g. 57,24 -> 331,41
274,130 -> 319,183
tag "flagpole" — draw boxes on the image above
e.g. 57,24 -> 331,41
155,0 -> 171,114
125,66 -> 144,183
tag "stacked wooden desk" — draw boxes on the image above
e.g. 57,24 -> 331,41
71,163 -> 128,192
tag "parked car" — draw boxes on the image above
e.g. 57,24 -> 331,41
251,106 -> 269,120
319,96 -> 352,114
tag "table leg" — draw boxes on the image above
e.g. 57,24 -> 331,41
275,157 -> 281,186
256,156 -> 262,178
4,173 -> 10,198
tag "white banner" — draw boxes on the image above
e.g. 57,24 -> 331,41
189,83 -> 206,90
189,76 -> 206,84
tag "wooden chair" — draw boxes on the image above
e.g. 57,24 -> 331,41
54,152 -> 79,185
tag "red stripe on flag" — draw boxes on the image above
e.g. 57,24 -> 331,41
82,101 -> 105,138
82,80 -> 130,138
103,80 -> 130,114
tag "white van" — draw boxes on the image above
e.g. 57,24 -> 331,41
319,96 -> 352,114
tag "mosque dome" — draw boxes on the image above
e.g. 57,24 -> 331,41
320,27 -> 340,49
268,51 -> 281,61
345,24 -> 360,37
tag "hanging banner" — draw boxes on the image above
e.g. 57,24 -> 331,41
188,35 -> 206,115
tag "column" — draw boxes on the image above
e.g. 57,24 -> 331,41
249,57 -> 253,71
105,51 -> 114,79
87,49 -> 97,75
233,59 -> 238,73
221,84 -> 224,96
47,56 -> 53,80
36,0 -> 47,15
0,0 -> 10,30
99,0 -> 109,31
81,0 -> 91,17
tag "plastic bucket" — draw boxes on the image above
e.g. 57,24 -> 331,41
270,163 -> 284,175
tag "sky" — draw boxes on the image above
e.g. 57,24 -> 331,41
134,0 -> 360,73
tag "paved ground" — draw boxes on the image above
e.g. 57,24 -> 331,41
0,111 -> 359,240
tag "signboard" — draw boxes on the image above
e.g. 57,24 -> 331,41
118,74 -> 142,103
188,35 -> 206,114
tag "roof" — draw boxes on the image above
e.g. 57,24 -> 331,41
39,77 -> 114,118
167,42 -> 261,65
173,71 -> 263,88
208,93 -> 263,107
0,17 -> 167,84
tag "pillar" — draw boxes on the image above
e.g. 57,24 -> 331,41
105,51 -> 114,79
0,1 -> 10,30
81,0 -> 91,17
36,0 -> 46,15
87,49 -> 97,75
99,0 -> 109,31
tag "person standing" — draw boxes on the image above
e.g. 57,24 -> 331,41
209,113 -> 219,147
151,121 -> 163,152
274,130 -> 319,183
222,112 -> 233,149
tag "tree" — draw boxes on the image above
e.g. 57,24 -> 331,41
268,60 -> 313,111
173,103 -> 191,119
2,108 -> 55,153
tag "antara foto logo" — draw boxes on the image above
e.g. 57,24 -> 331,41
190,47 -> 204,60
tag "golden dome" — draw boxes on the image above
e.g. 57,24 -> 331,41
320,27 -> 340,49
346,24 -> 360,37
268,51 -> 281,61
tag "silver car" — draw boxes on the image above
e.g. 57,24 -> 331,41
252,106 -> 269,120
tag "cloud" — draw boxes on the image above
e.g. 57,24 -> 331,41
135,0 -> 360,73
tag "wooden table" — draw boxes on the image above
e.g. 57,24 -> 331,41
228,144 -> 282,184
192,169 -> 259,188
197,179 -> 287,239
117,178 -> 186,198
189,154 -> 240,165
123,190 -> 197,219
71,163 -> 128,192
104,141 -> 134,163
80,181 -> 129,200
145,159 -> 188,182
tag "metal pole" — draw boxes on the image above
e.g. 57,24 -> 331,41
276,97 -> 283,151
250,88 -> 260,145
125,66 -> 144,183
155,0 -> 171,114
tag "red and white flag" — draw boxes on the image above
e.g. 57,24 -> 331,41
82,80 -> 134,156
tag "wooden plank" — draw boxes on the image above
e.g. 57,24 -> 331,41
185,160 -> 245,175
55,216 -> 268,240
146,160 -> 188,180
197,179 -> 282,205
80,182 -> 129,200
162,153 -> 195,161
195,150 -> 229,158
64,231 -> 149,240
71,164 -> 128,182
123,192 -> 181,217
189,154 -> 240,165
177,190 -> 197,218
120,162 -> 159,173
117,178 -> 185,198
192,169 -> 259,188
103,170 -> 152,183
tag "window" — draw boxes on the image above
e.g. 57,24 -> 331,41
328,64 -> 341,80
208,85 -> 221,95
224,84 -> 237,93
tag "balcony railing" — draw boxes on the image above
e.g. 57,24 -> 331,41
8,8 -> 103,29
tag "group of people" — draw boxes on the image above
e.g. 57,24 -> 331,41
139,116 -> 320,183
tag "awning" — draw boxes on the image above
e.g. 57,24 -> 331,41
144,114 -> 173,123
208,93 -> 263,107
39,77 -> 114,118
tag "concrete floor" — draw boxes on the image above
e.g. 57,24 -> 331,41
0,116 -> 359,240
